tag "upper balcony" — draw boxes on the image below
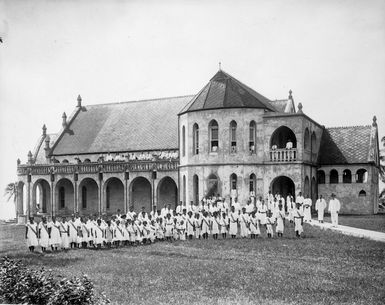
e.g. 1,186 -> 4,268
17,159 -> 179,176
269,148 -> 297,162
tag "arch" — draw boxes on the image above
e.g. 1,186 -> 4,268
84,158 -> 91,163
209,120 -> 219,152
193,174 -> 199,205
304,128 -> 310,150
330,169 -> 339,184
230,120 -> 237,153
157,176 -> 178,209
78,178 -> 99,215
270,126 -> 297,149
193,123 -> 199,155
249,173 -> 256,194
32,179 -> 51,215
62,159 -> 69,164
249,121 -> 256,153
304,176 -> 310,198
55,178 -> 74,214
207,173 -> 219,197
270,176 -> 295,200
182,175 -> 186,205
356,169 -> 368,183
317,170 -> 325,184
104,177 -> 124,214
359,190 -> 366,197
182,125 -> 186,157
343,169 -> 352,183
130,176 -> 152,213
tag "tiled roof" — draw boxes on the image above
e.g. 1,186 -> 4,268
180,70 -> 276,114
51,96 -> 193,155
318,125 -> 374,164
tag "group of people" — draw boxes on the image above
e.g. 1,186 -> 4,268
25,192 -> 341,253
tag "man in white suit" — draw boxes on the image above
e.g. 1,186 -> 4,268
328,193 -> 341,227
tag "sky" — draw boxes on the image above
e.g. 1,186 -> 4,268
0,0 -> 384,218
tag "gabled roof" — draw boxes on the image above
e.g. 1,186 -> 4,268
318,125 -> 376,165
270,99 -> 296,113
51,96 -> 193,155
179,70 -> 276,114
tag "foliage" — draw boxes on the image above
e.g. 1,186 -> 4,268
4,182 -> 17,202
0,256 -> 110,305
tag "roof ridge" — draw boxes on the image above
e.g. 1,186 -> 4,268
85,95 -> 195,107
326,125 -> 371,129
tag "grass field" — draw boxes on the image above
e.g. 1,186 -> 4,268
1,222 -> 384,305
323,214 -> 385,233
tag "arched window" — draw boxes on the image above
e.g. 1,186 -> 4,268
270,126 -> 297,149
330,169 -> 339,184
304,128 -> 310,150
356,169 -> 368,183
230,121 -> 237,153
343,169 -> 352,183
182,126 -> 186,157
209,120 -> 219,152
183,175 -> 187,204
106,186 -> 110,209
62,159 -> 69,164
311,132 -> 317,150
59,187 -> 65,209
193,123 -> 199,155
207,173 -> 218,197
317,170 -> 325,184
230,173 -> 237,190
249,121 -> 256,153
193,174 -> 199,204
82,186 -> 87,209
249,174 -> 256,194
359,190 -> 366,197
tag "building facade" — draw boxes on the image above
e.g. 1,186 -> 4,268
15,70 -> 380,218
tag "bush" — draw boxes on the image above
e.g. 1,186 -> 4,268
0,257 -> 109,305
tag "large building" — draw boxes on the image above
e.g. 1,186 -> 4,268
16,69 -> 380,219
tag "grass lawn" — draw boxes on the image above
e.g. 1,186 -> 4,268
322,214 -> 385,233
1,223 -> 384,305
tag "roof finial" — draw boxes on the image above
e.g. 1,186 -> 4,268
77,94 -> 82,107
297,102 -> 303,113
62,112 -> 67,128
372,115 -> 377,127
42,124 -> 47,136
289,89 -> 293,99
219,62 -> 221,71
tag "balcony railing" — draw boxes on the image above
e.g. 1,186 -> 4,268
269,148 -> 297,162
17,160 -> 179,176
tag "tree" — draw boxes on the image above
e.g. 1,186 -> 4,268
4,182 -> 18,217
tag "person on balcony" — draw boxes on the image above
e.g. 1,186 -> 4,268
271,144 -> 278,150
286,139 -> 293,149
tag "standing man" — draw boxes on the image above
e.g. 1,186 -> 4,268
296,192 -> 305,212
328,193 -> 341,227
315,195 -> 327,223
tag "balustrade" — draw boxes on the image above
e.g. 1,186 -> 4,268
269,148 -> 297,162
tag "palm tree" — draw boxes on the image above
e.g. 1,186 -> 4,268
4,182 -> 18,217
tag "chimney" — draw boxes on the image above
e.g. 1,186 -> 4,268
77,94 -> 82,108
62,112 -> 67,128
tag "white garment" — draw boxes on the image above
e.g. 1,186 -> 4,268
329,198 -> 341,226
26,222 -> 39,247
315,199 -> 326,221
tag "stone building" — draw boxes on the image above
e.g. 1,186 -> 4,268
15,69 -> 380,218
